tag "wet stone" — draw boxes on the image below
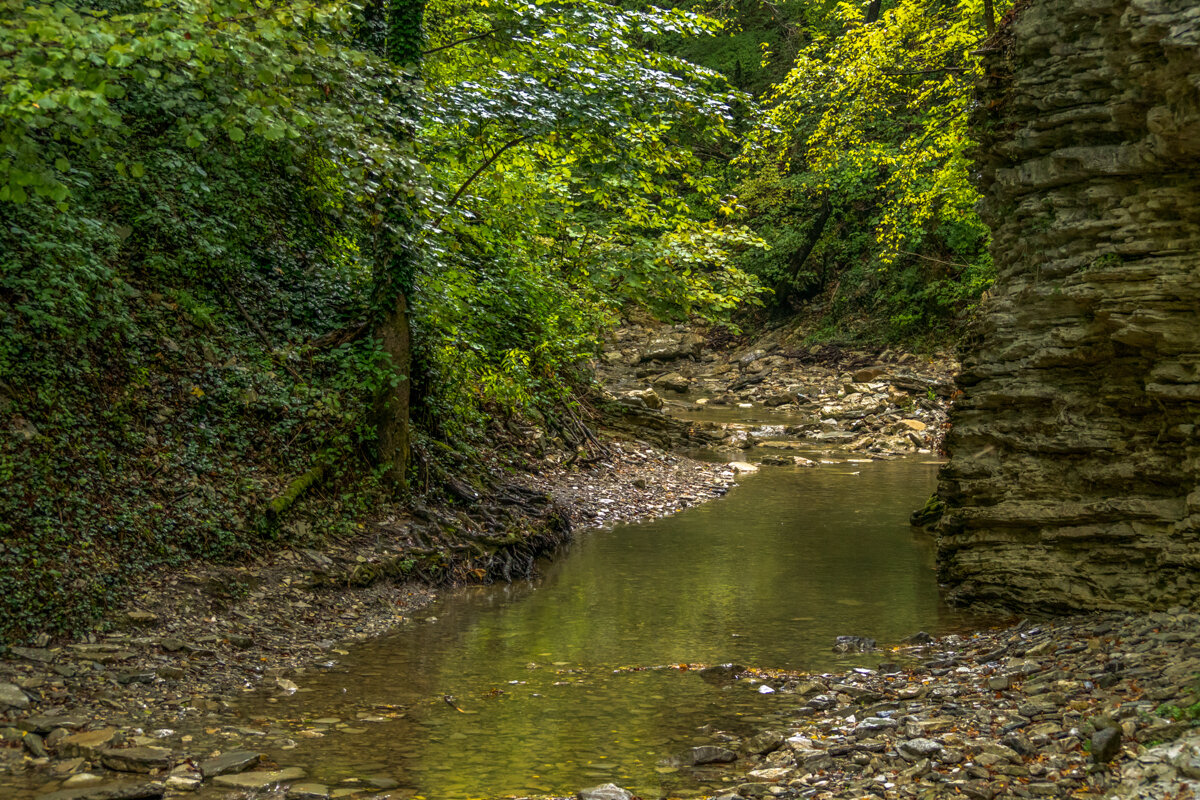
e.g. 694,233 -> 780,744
287,783 -> 330,800
35,782 -> 165,800
212,767 -> 307,789
671,745 -> 738,766
577,783 -> 634,800
198,749 -> 261,778
100,746 -> 173,773
59,728 -> 118,758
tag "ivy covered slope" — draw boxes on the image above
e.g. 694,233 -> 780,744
0,0 -> 763,643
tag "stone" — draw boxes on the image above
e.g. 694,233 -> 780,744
212,767 -> 307,789
653,372 -> 690,392
288,784 -> 331,800
639,336 -> 699,363
743,730 -> 785,756
671,745 -> 738,766
123,611 -> 159,627
577,783 -> 634,800
853,367 -> 886,383
897,738 -> 943,760
0,682 -> 30,710
163,766 -> 202,792
198,749 -> 261,778
898,418 -> 927,432
728,461 -> 758,474
59,728 -> 118,758
35,783 -> 164,800
23,731 -> 48,757
621,388 -> 662,410
9,646 -> 55,662
1092,726 -> 1122,764
100,746 -> 173,773
19,716 -> 85,735
833,635 -> 876,653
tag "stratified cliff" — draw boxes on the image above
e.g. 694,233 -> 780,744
935,0 -> 1200,611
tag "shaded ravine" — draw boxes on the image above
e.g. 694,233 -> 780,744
213,457 -> 995,799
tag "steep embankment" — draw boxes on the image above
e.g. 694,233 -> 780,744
935,0 -> 1200,611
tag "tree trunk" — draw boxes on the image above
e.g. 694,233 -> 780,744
865,0 -> 882,23
983,0 -> 995,35
374,291 -> 411,489
774,199 -> 832,305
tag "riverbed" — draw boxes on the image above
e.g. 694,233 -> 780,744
214,457 -> 991,799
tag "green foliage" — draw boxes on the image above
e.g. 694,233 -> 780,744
734,0 -> 1007,342
413,0 -> 768,427
0,0 -> 426,643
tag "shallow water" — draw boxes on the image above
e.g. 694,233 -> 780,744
233,458 -> 993,799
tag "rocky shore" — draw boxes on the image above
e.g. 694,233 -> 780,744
0,435 -> 732,799
574,610 -> 1200,800
12,324 -> 1190,800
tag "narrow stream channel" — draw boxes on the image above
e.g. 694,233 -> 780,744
226,457 -> 993,800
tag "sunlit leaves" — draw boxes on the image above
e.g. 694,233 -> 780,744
739,0 -> 1012,262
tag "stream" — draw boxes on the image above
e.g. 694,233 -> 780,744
222,456 -> 993,800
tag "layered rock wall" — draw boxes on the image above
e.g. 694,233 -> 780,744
936,0 -> 1200,610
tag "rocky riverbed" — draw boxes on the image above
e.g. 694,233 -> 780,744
571,610 -> 1200,800
10,323 -> 1193,800
597,323 -> 957,462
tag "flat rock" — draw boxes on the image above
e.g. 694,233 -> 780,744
287,784 -> 330,800
671,745 -> 738,766
36,783 -> 164,800
577,784 -> 634,800
0,682 -> 30,710
212,767 -> 307,789
101,746 -> 173,773
198,749 -> 261,778
60,728 -> 118,758
19,715 -> 85,734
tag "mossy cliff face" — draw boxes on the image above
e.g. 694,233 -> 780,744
935,0 -> 1200,611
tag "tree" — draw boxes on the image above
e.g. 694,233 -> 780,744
735,0 -> 1009,335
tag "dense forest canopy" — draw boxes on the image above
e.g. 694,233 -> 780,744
0,0 -> 1005,641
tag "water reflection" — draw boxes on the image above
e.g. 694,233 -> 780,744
245,458 -> 989,799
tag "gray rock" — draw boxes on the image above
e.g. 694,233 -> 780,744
101,746 -> 173,773
0,682 -> 30,710
577,784 -> 634,800
35,783 -> 164,800
23,731 -> 48,757
743,730 -> 785,756
671,745 -> 738,766
212,768 -> 306,789
897,738 -> 943,760
287,784 -> 330,800
1092,726 -> 1122,764
833,635 -> 877,653
19,715 -> 84,734
199,750 -> 261,778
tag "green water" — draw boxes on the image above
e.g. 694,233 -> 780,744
232,458 -> 990,799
